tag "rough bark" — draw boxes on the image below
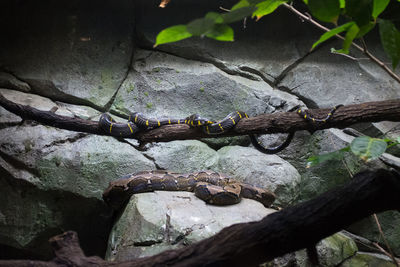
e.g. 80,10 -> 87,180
1,93 -> 400,142
1,169 -> 399,267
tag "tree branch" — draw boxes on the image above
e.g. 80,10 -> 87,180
0,169 -> 399,266
1,92 -> 400,143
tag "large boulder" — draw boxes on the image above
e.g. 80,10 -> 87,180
105,191 -> 275,261
0,0 -> 135,108
145,141 -> 301,205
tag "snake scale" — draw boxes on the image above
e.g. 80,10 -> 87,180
103,170 -> 276,210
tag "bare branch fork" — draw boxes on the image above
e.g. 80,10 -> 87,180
0,169 -> 399,267
1,93 -> 400,143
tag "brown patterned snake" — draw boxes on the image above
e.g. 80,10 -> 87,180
103,170 -> 276,210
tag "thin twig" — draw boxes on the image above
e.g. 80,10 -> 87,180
330,51 -> 369,61
282,3 -> 400,83
373,242 -> 400,265
372,214 -> 400,267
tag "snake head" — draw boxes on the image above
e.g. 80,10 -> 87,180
102,184 -> 131,211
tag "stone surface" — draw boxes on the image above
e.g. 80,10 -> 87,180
214,146 -> 301,206
340,252 -> 398,267
105,191 -> 275,261
111,49 -> 300,119
347,211 -> 400,260
144,140 -> 219,172
295,232 -> 358,267
0,173 -> 111,259
0,0 -> 135,107
279,41 -> 400,108
145,141 -> 301,206
0,91 -> 156,259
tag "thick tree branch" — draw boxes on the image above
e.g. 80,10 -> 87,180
0,169 -> 399,267
1,93 -> 400,143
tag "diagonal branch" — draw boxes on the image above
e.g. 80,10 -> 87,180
0,169 -> 399,266
283,3 -> 400,84
1,92 -> 400,143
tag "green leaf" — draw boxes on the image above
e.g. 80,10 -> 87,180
356,21 -> 375,38
154,25 -> 192,47
311,22 -> 354,50
205,12 -> 224,23
339,0 -> 345,8
372,0 -> 390,19
186,18 -> 215,36
206,24 -> 234,41
332,23 -> 360,54
350,136 -> 387,161
341,23 -> 360,53
232,0 -> 250,10
346,0 -> 373,27
248,0 -> 266,4
221,6 -> 257,24
308,0 -> 341,23
379,19 -> 400,69
253,0 -> 287,20
306,147 -> 350,168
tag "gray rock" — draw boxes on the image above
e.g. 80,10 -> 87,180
264,234 -> 396,267
144,140 -> 219,172
0,91 -> 156,258
278,41 -> 400,108
346,211 -> 400,260
340,252 -> 398,267
0,88 -> 74,121
0,172 -> 111,259
36,135 -> 156,197
105,190 -> 275,261
214,145 -> 301,206
295,232 -> 358,267
145,141 -> 301,206
111,49 -> 300,119
0,0 -> 135,107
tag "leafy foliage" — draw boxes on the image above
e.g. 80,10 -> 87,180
155,0 -> 400,69
154,25 -> 192,47
350,136 -> 387,161
379,19 -> 400,69
311,22 -> 354,50
307,0 -> 340,23
306,136 -> 399,167
306,147 -> 350,168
